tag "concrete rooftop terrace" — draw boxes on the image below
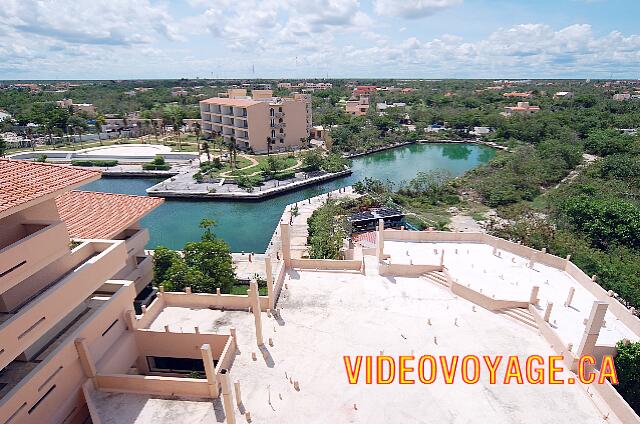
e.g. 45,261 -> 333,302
384,240 -> 639,349
95,264 -> 623,424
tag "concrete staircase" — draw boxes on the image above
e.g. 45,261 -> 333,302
421,271 -> 449,287
497,307 -> 539,330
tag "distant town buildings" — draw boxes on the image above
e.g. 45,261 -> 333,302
345,95 -> 370,116
200,88 -> 312,153
171,87 -> 189,97
503,91 -> 533,98
277,82 -> 333,91
9,83 -> 41,93
352,85 -> 378,96
553,91 -> 574,99
612,93 -> 640,101
0,109 -> 11,122
502,101 -> 541,117
470,126 -> 494,136
376,102 -> 406,112
55,99 -> 97,116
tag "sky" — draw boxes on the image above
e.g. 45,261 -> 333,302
1,0 -> 639,80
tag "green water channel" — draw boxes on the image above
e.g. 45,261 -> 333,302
81,143 -> 495,252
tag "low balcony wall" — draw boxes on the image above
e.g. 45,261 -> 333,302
290,258 -> 363,273
161,291 -> 269,311
0,240 -> 127,371
379,263 -> 441,277
0,220 -> 69,295
120,228 -> 149,257
95,374 -> 210,398
215,336 -> 236,375
134,329 -> 231,360
0,282 -> 135,424
449,279 -> 529,311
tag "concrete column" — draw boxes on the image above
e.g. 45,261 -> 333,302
577,301 -> 608,359
75,338 -> 97,379
376,219 -> 385,261
249,281 -> 264,346
543,302 -> 554,322
234,380 -> 242,407
529,286 -> 540,305
439,249 -> 445,267
564,254 -> 572,271
219,369 -> 236,424
564,287 -> 576,307
124,309 -> 136,330
200,343 -> 219,398
279,223 -> 292,268
265,254 -> 275,310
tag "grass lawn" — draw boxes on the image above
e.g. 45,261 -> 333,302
230,284 -> 267,296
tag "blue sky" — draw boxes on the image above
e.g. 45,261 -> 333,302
1,0 -> 639,80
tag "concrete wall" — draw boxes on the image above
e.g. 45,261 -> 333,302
0,282 -> 136,424
0,220 -> 70,296
290,258 -> 363,273
134,330 -> 231,360
379,263 -> 441,277
0,240 -> 128,372
381,230 -> 640,337
160,290 -> 270,311
95,374 -> 210,398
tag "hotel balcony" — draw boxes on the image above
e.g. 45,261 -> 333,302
0,281 -> 136,424
1,220 -> 70,296
221,116 -> 233,126
274,111 -> 285,118
220,106 -> 232,116
211,115 -> 222,124
232,107 -> 247,118
276,133 -> 286,139
200,104 -> 210,113
271,122 -> 286,129
233,119 -> 247,128
0,239 -> 127,372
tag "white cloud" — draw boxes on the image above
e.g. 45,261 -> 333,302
374,0 -> 463,19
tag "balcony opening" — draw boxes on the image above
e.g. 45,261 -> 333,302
147,356 -> 210,375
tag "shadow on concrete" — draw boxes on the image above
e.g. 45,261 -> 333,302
213,398 -> 225,422
259,345 -> 275,368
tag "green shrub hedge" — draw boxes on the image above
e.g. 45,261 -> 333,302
71,159 -> 119,167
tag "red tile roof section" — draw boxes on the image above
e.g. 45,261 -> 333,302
56,190 -> 163,239
0,159 -> 100,217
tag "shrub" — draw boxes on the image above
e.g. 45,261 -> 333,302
614,340 -> 640,414
71,159 -> 118,167
34,154 -> 47,162
142,163 -> 171,170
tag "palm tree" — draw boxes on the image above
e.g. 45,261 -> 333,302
227,136 -> 238,169
95,114 -> 106,145
202,141 -> 211,162
266,137 -> 272,156
152,120 -> 159,143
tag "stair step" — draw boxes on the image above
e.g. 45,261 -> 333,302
421,272 -> 449,287
498,308 -> 538,329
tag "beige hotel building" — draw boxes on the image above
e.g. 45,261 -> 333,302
199,89 -> 312,153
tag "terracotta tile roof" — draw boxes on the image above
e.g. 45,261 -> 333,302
56,190 -> 163,239
0,159 -> 100,218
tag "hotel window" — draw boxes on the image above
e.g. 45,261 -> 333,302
278,107 -> 283,112
271,130 -> 276,138
270,108 -> 274,116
